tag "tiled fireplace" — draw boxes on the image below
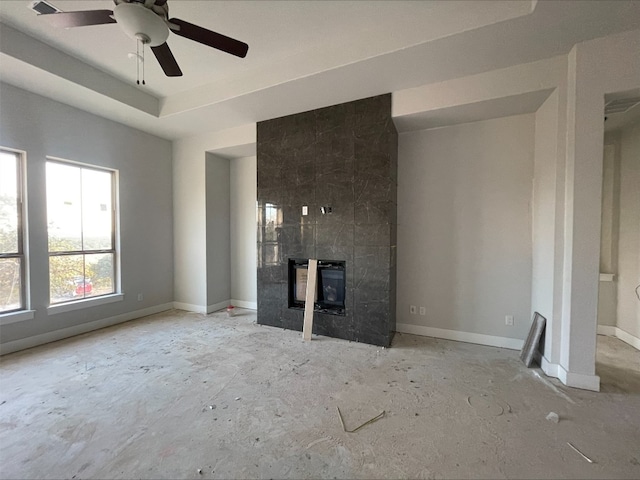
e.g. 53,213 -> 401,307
256,94 -> 397,346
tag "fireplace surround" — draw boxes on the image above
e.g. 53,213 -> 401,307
256,94 -> 397,346
288,259 -> 346,315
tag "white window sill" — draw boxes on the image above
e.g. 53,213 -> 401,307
47,293 -> 124,316
0,310 -> 36,326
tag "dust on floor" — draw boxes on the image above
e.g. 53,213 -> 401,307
1,309 -> 639,479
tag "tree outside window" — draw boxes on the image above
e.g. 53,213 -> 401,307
0,150 -> 25,313
46,160 -> 117,304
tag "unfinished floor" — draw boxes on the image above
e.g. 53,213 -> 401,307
1,309 -> 639,480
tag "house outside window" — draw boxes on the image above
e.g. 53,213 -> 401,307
46,159 -> 118,305
0,149 -> 26,313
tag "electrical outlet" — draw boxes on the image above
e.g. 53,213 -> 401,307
505,315 -> 514,326
137,293 -> 143,301
410,305 -> 417,314
419,306 -> 426,316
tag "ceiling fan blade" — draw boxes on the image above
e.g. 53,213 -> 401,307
151,43 -> 183,77
169,18 -> 248,58
39,10 -> 116,28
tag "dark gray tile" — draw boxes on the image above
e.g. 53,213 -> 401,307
353,174 -> 393,203
316,158 -> 354,183
354,223 -> 391,246
316,179 -> 354,206
282,243 -> 316,261
353,94 -> 392,130
316,223 -> 354,247
354,151 -> 391,179
257,93 -> 395,346
354,285 -> 389,304
281,204 -> 317,226
355,245 -> 390,269
278,225 -> 315,248
256,243 -> 284,270
315,244 -> 353,262
316,202 -> 354,226
257,187 -> 285,206
354,200 -> 392,225
316,102 -> 355,135
256,267 -> 286,287
280,307 -> 304,331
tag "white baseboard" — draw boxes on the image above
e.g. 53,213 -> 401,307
616,328 -> 640,350
230,300 -> 257,310
173,300 -> 257,314
0,303 -> 174,356
597,325 -> 617,336
173,302 -> 206,313
540,356 -> 559,378
557,364 -> 600,392
395,323 -> 524,351
597,325 -> 640,350
206,300 -> 230,314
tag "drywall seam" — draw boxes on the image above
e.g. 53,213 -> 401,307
0,303 -> 174,356
395,323 -> 524,350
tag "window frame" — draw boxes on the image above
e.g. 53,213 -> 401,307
0,147 -> 27,315
45,157 -> 120,306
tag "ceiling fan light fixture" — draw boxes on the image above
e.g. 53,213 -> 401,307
113,2 -> 168,46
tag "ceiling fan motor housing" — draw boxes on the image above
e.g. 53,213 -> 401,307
113,2 -> 168,46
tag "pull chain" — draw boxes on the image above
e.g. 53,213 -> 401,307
136,38 -> 140,85
135,38 -> 146,86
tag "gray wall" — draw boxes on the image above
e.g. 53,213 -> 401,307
230,156 -> 257,307
0,83 -> 173,346
256,94 -> 398,346
397,113 -> 535,340
598,123 -> 640,339
598,142 -> 619,328
616,122 -> 640,339
206,154 -> 231,309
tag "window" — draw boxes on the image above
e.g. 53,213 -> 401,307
46,160 -> 117,305
0,149 -> 26,313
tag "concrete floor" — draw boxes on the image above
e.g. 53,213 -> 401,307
1,309 -> 639,480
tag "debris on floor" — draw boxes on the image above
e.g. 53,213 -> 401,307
336,406 -> 385,433
567,442 -> 594,463
546,412 -> 559,423
466,394 -> 510,417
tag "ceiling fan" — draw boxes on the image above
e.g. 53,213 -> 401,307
35,0 -> 249,78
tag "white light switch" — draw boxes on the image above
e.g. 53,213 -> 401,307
302,205 -> 308,216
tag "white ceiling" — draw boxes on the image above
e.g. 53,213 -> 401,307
1,0 -> 640,140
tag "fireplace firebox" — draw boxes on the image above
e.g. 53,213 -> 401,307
288,259 -> 346,315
